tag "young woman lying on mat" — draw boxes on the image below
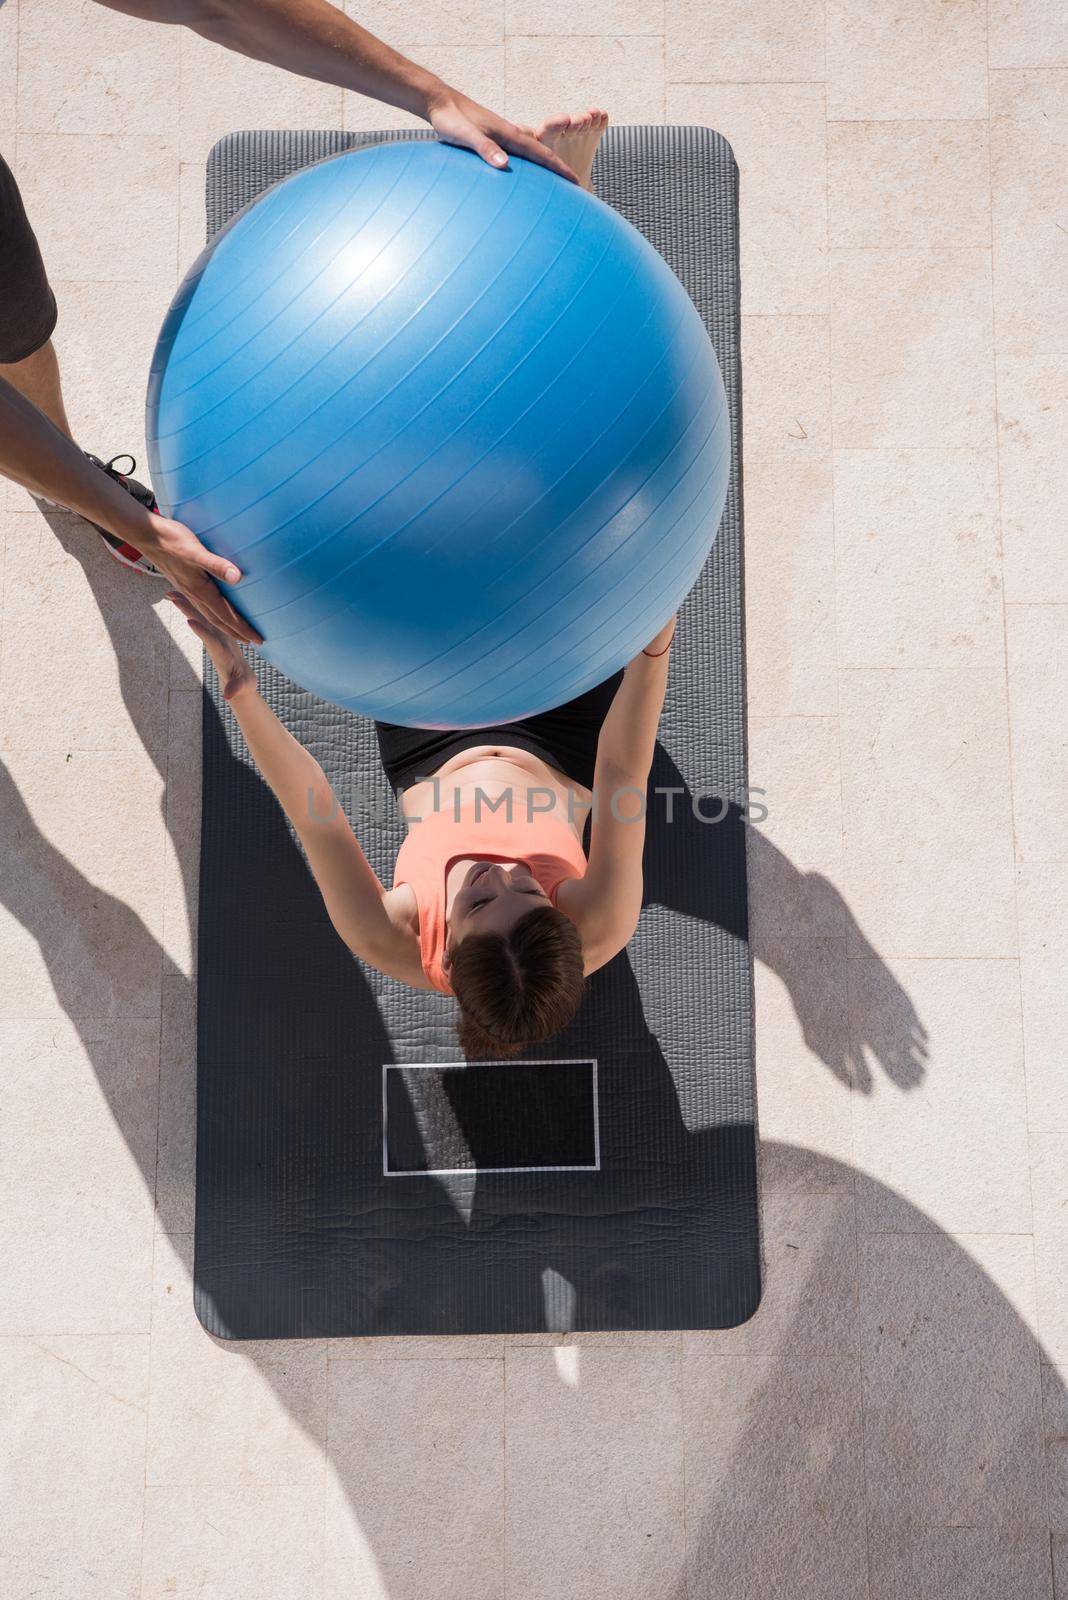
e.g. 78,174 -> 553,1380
173,582 -> 674,1058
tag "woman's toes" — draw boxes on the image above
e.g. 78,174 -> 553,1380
534,112 -> 570,140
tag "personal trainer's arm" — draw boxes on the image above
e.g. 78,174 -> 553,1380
0,375 -> 261,643
94,0 -> 577,180
560,619 -> 676,972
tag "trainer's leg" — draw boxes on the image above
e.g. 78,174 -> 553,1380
1,339 -> 74,439
0,152 -> 74,439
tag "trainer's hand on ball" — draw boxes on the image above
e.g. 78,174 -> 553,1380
139,513 -> 263,646
165,590 -> 257,703
425,85 -> 579,185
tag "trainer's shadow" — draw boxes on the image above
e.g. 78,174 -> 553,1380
643,746 -> 928,1094
34,503 -> 207,937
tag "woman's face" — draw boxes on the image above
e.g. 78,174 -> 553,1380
446,860 -> 549,954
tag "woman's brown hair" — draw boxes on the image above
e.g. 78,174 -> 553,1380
448,904 -> 586,1058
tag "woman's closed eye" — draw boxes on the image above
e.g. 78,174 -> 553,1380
471,887 -> 543,912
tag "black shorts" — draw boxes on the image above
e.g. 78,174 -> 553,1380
0,151 -> 58,363
375,671 -> 625,795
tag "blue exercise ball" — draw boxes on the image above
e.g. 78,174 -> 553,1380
147,140 -> 730,728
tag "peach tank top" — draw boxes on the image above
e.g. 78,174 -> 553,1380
393,802 -> 588,996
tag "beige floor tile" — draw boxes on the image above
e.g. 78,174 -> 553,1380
505,1347 -> 683,1599
827,0 -> 988,121
851,958 -> 1030,1234
178,31 -> 344,166
683,1352 -> 868,1599
510,0 -> 662,35
830,248 -> 995,449
990,71 -> 1068,360
147,1232 -> 330,1488
325,1357 -> 503,1598
828,120 -> 990,249
1,508 -> 169,756
17,0 -> 178,137
832,448 -> 1003,671
343,0 -> 505,48
162,689 -> 200,980
0,1333 -> 148,1599
668,83 -> 827,317
989,0 -> 1068,68
839,667 -> 1017,957
16,133 -> 177,285
741,313 -> 832,459
748,716 -> 843,873
743,455 -> 838,718
997,355 -> 1068,603
506,37 -> 665,127
666,0 -> 824,82
867,1525 -> 1054,1600
156,974 -> 195,1236
0,747 -> 165,1018
1006,604 -> 1068,863
0,1015 -> 158,1335
686,1143 -> 859,1358
1018,862 -> 1068,961
859,1232 -> 1046,1525
1020,959 -> 1068,1132
177,160 -> 207,273
1031,1132 -> 1068,1363
344,45 -> 504,134
1017,863 -> 1068,1131
0,0 -> 18,140
142,1483 -> 324,1600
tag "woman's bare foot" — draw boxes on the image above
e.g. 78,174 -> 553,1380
533,108 -> 609,192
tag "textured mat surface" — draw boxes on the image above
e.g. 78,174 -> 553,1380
195,126 -> 760,1338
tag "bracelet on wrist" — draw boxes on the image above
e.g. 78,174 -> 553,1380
642,626 -> 676,658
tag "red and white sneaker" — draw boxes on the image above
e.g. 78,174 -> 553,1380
84,453 -> 166,578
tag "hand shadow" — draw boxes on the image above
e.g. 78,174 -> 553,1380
644,745 -> 929,1094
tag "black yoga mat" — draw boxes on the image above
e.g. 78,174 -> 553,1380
194,126 -> 760,1338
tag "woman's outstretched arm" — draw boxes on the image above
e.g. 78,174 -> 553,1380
168,593 -> 424,983
558,618 -> 676,972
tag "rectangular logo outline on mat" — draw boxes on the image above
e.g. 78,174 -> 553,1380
381,1058 -> 600,1177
